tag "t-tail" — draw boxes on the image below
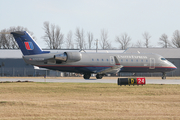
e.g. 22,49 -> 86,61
11,31 -> 50,55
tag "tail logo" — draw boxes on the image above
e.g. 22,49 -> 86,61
24,42 -> 34,50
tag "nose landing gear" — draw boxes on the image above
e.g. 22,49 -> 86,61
162,72 -> 166,79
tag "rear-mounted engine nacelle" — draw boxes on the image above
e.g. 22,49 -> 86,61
54,52 -> 81,62
54,53 -> 67,61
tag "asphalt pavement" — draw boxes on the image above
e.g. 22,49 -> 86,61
0,77 -> 180,84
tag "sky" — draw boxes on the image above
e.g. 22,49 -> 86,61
0,0 -> 180,49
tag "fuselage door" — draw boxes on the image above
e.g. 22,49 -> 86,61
149,58 -> 155,69
110,56 -> 115,64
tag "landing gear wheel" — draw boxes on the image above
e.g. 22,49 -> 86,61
162,72 -> 166,79
96,74 -> 103,79
83,73 -> 91,79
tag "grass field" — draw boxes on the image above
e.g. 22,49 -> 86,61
0,82 -> 180,120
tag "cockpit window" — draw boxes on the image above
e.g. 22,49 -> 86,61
161,58 -> 166,60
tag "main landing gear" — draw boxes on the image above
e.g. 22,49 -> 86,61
96,74 -> 103,79
162,72 -> 166,79
83,73 -> 91,79
83,73 -> 104,79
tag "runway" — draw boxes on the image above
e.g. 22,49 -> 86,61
1,77 -> 180,84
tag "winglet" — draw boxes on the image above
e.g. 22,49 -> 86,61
96,56 -> 122,74
114,56 -> 120,65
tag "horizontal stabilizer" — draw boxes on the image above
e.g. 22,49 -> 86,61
0,32 -> 11,34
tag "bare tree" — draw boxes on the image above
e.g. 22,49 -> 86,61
75,28 -> 86,49
115,33 -> 131,50
54,26 -> 64,49
0,26 -> 35,49
8,28 -> 18,49
142,32 -> 151,48
66,31 -> 74,49
135,40 -> 142,48
0,29 -> 10,49
158,33 -> 171,48
87,32 -> 93,49
172,30 -> 180,48
42,22 -> 52,48
100,29 -> 111,49
42,21 -> 64,49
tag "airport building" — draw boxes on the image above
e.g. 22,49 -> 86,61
0,48 -> 179,77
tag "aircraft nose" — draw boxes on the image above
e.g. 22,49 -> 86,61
165,60 -> 177,71
173,65 -> 177,69
170,63 -> 177,70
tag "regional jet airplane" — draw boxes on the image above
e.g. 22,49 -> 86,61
10,31 -> 177,79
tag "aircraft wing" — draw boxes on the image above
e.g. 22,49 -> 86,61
34,66 -> 49,70
96,56 -> 123,74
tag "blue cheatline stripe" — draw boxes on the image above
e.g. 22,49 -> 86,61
29,42 -> 34,50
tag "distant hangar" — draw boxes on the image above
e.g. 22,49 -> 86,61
0,48 -> 179,77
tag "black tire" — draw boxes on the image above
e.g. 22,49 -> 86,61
96,74 -> 103,79
83,73 -> 91,79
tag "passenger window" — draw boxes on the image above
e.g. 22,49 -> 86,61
131,59 -> 133,62
107,59 -> 108,61
136,59 -> 138,62
126,59 -> 128,62
92,59 -> 94,61
111,59 -> 113,61
97,59 -> 99,61
121,59 -> 123,62
102,59 -> 103,61
141,60 -> 143,62
146,60 -> 148,62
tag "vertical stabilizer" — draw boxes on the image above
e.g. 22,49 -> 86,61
11,31 -> 49,55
